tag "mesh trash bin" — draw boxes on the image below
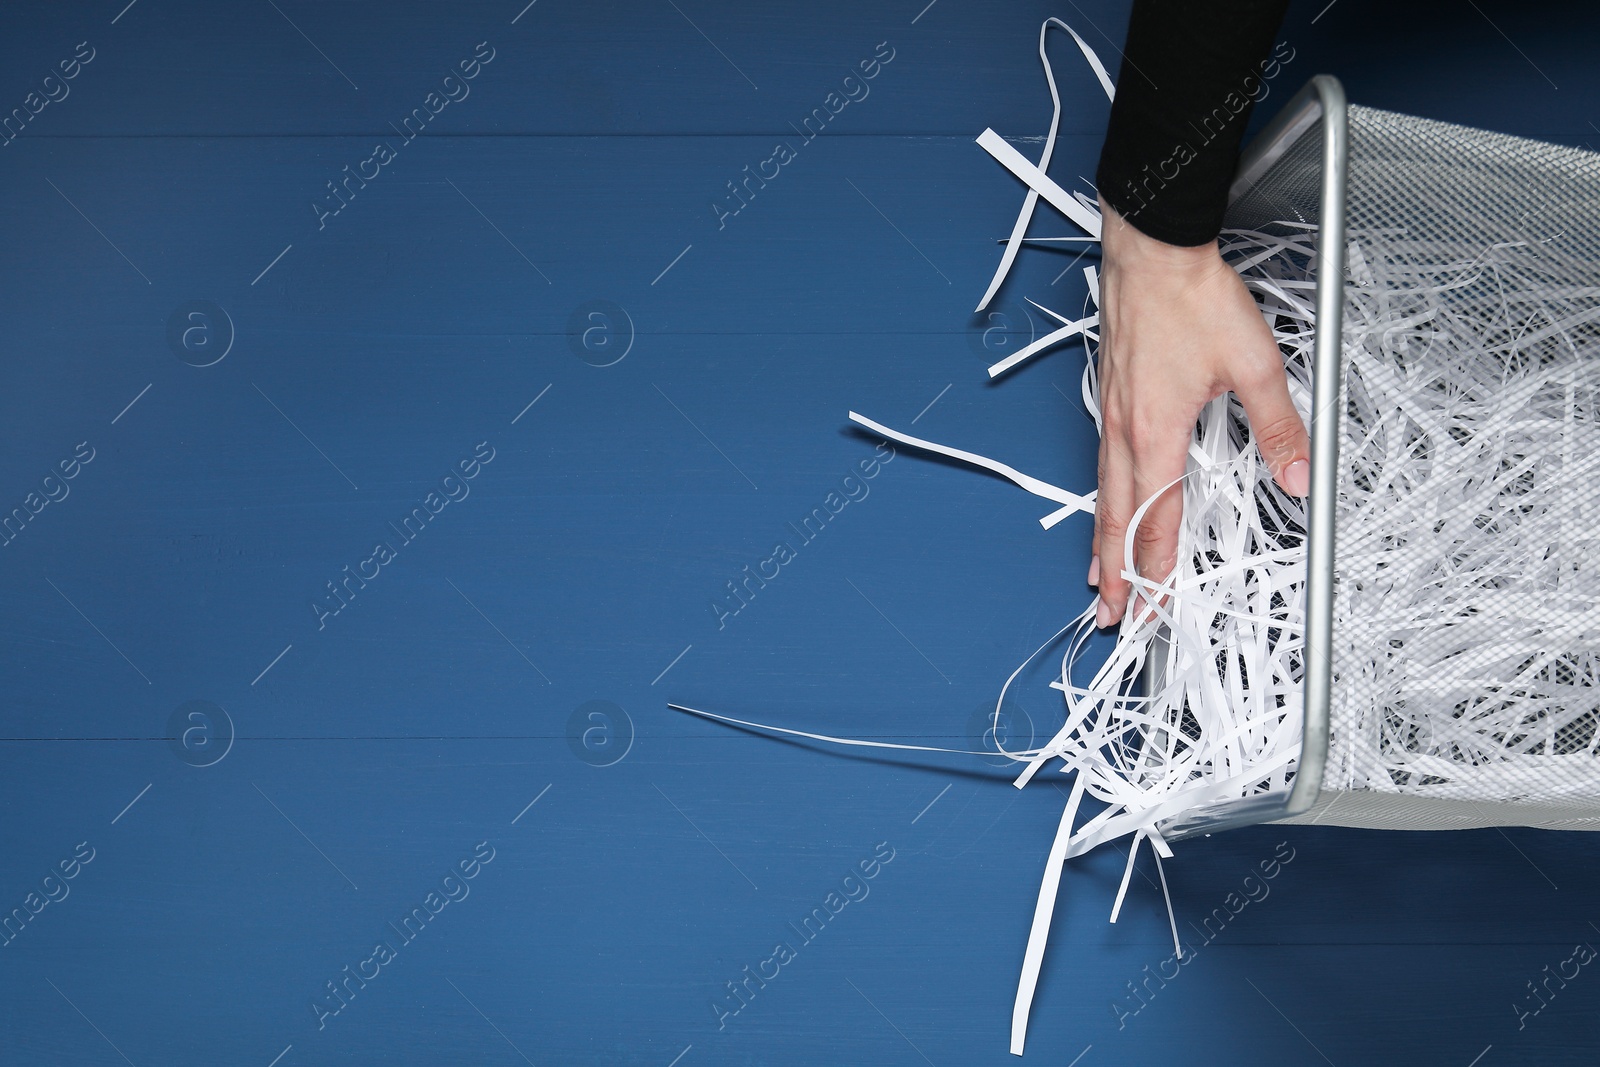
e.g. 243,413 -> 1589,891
1157,76 -> 1600,839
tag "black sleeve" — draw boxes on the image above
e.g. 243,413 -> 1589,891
1094,0 -> 1291,246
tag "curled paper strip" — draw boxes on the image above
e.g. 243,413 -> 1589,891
846,410 -> 1096,525
977,128 -> 1104,243
975,18 -> 1114,314
987,303 -> 1098,380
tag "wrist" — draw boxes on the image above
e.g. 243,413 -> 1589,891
1099,195 -> 1219,270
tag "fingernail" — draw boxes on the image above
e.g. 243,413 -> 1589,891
1096,600 -> 1114,628
1087,555 -> 1100,586
1283,459 -> 1310,497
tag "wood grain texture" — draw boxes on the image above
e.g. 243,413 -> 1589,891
2,1 -> 1598,1065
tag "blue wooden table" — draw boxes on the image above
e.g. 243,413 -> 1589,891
3,1 -> 1598,1064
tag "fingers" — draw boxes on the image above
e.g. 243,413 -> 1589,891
1129,429 -> 1189,623
1093,426 -> 1134,628
1231,342 -> 1311,497
1095,417 -> 1189,628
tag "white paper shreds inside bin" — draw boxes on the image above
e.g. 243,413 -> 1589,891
1248,105 -> 1600,826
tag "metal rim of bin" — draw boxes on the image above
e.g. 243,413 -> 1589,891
1150,75 -> 1348,841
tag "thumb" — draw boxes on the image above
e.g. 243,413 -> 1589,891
1232,361 -> 1311,497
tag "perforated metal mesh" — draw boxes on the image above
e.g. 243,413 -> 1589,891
1225,103 -> 1600,831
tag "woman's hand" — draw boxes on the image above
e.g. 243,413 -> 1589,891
1091,195 -> 1310,628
